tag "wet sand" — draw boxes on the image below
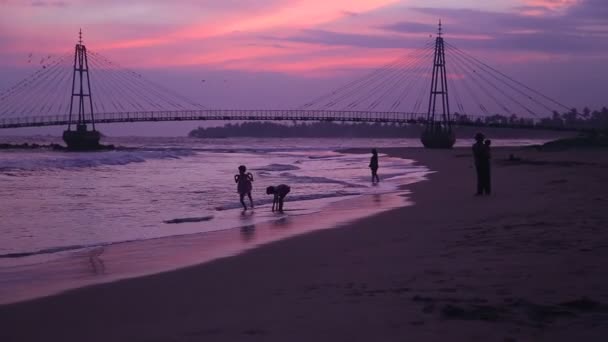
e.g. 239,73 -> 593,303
0,192 -> 412,305
2,146 -> 608,341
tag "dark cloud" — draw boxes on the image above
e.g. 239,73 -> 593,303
262,1 -> 607,55
379,21 -> 434,34
377,2 -> 608,54
30,1 -> 68,7
246,43 -> 289,49
341,10 -> 359,17
512,5 -> 552,12
265,29 -> 428,50
270,16 -> 606,55
569,0 -> 608,20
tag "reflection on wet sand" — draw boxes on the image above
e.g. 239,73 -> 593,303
240,225 -> 256,242
272,216 -> 290,228
373,194 -> 382,204
0,192 -> 414,304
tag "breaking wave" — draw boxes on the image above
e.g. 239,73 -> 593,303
0,148 -> 195,172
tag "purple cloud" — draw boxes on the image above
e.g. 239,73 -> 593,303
30,1 -> 68,7
264,29 -> 427,50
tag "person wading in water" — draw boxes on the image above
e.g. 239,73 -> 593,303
369,148 -> 380,184
235,165 -> 254,210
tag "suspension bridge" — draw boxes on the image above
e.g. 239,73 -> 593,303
0,23 -> 577,149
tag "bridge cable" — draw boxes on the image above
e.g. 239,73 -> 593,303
447,46 -> 535,116
88,53 -> 177,110
445,64 -> 466,114
446,44 -> 556,115
336,44 -> 435,109
299,41 -> 434,109
449,53 -> 502,116
37,59 -> 73,115
375,46 -> 436,111
446,42 -> 570,111
0,55 -> 70,117
88,57 -> 130,112
300,41 -> 435,109
89,51 -> 194,111
391,48 -> 436,112
0,54 -> 70,116
0,51 -> 71,101
87,54 -> 153,111
87,57 -> 136,112
88,54 -> 157,112
320,43 -> 435,109
361,46 -> 436,110
89,50 -> 205,109
89,51 -> 173,110
85,57 -> 124,113
349,45 -> 435,110
445,49 -> 490,116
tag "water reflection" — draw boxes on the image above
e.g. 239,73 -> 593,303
272,216 -> 290,229
240,225 -> 256,242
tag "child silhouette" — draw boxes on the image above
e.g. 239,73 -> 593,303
266,184 -> 291,212
234,165 -> 254,210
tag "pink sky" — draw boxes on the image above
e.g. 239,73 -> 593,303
0,0 -> 596,70
0,0 -> 607,135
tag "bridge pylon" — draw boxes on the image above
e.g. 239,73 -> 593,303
62,29 -> 102,150
421,20 -> 456,149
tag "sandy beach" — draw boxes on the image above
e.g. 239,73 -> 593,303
2,145 -> 608,342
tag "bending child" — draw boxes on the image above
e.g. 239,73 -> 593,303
266,184 -> 291,212
235,165 -> 254,210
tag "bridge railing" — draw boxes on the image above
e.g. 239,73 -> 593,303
0,109 -> 590,132
0,109 -> 430,128
87,110 -> 429,123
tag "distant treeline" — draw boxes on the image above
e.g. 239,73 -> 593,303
189,108 -> 607,139
189,121 -> 565,139
453,107 -> 608,131
189,121 -> 421,138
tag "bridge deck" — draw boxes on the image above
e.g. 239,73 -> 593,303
0,109 -> 574,131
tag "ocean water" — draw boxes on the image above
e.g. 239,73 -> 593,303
0,136 -> 553,303
0,137 -> 434,260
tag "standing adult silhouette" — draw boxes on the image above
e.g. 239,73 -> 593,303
472,133 -> 491,195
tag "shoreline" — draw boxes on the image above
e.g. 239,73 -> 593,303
0,151 -> 426,305
2,146 -> 607,341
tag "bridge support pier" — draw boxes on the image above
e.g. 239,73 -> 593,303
422,20 -> 455,149
62,124 -> 102,150
421,125 -> 455,148
63,30 -> 105,151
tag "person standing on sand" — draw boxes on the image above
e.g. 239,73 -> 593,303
369,148 -> 380,183
484,139 -> 492,194
473,133 -> 491,195
235,165 -> 254,210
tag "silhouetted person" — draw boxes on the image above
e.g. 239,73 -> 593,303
484,139 -> 492,194
369,148 -> 379,183
508,153 -> 521,162
484,139 -> 492,159
235,165 -> 254,210
472,133 -> 491,195
266,184 -> 291,212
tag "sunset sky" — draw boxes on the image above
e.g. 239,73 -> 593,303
0,0 -> 607,135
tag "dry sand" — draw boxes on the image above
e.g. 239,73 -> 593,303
1,146 -> 608,342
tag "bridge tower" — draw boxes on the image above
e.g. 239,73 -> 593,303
421,20 -> 456,148
62,29 -> 102,150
